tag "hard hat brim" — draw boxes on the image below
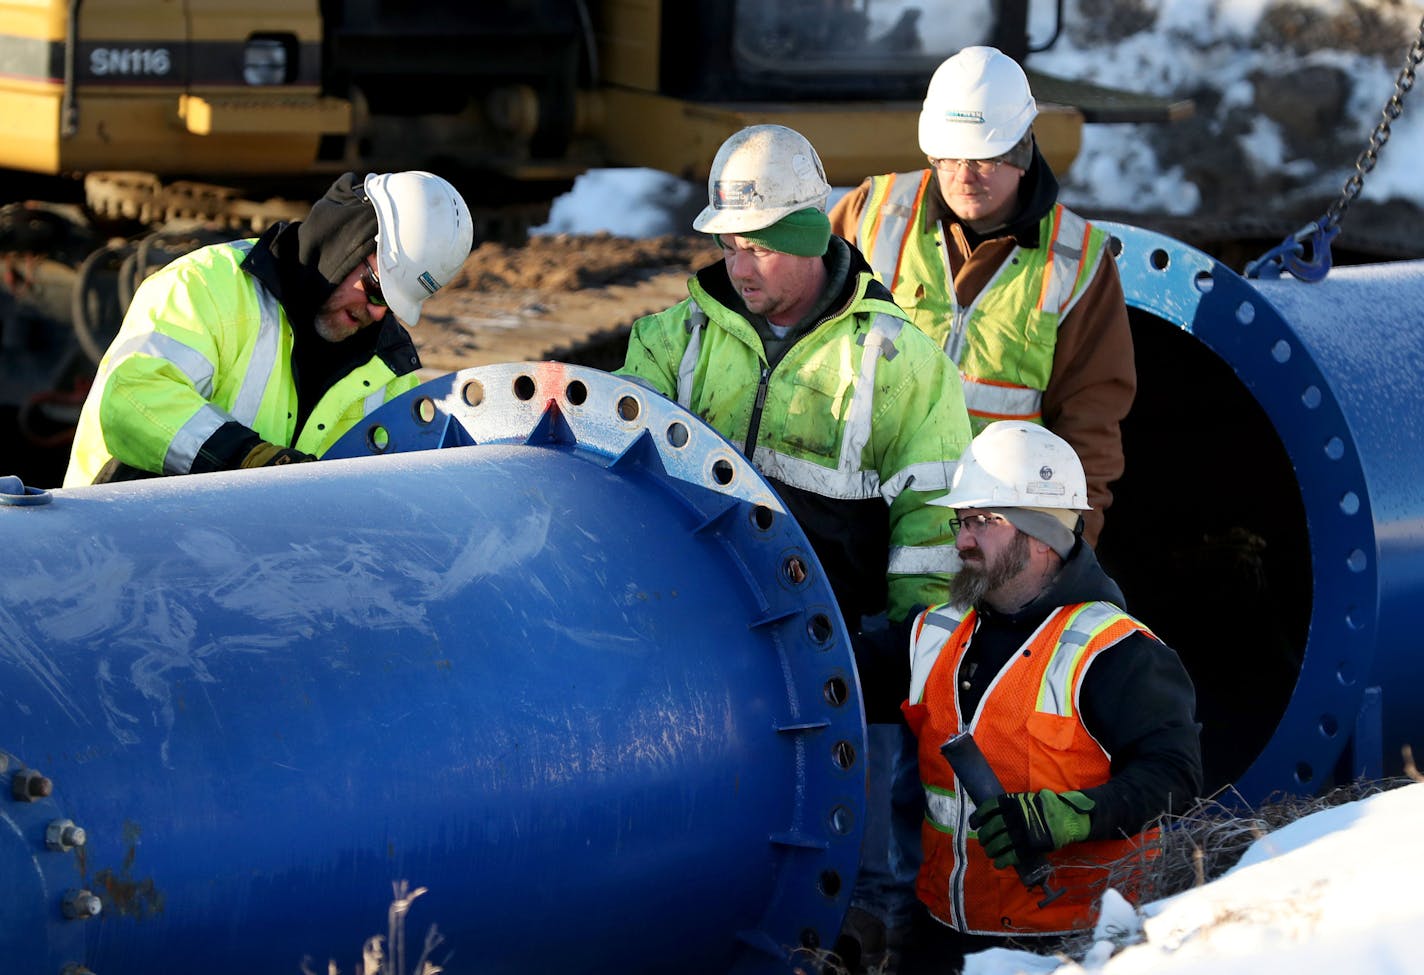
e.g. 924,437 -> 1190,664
692,201 -> 805,236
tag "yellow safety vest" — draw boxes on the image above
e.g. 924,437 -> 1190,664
856,171 -> 1109,434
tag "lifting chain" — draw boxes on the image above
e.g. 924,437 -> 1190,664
1322,12 -> 1424,233
1246,13 -> 1424,281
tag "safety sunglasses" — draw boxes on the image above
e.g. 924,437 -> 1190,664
360,259 -> 388,308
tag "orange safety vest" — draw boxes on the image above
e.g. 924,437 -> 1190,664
902,601 -> 1159,936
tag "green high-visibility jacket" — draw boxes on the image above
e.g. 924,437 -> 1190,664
65,239 -> 420,486
617,257 -> 972,623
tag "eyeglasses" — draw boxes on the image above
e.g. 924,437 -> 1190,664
359,260 -> 387,308
928,156 -> 1005,177
948,513 -> 1010,534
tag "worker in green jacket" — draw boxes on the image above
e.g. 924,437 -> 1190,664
617,124 -> 973,626
64,170 -> 473,486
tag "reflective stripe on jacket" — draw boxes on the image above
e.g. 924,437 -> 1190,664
617,267 -> 971,621
857,172 -> 1109,434
65,240 -> 418,486
902,600 -> 1157,935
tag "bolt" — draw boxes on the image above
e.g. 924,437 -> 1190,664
61,889 -> 102,920
783,556 -> 808,585
11,769 -> 53,802
46,819 -> 88,852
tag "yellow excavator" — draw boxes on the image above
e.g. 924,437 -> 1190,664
0,0 -> 1187,483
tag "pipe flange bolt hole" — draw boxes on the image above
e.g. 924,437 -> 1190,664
412,397 -> 437,424
616,395 -> 641,423
512,374 -> 537,401
462,379 -> 485,408
565,379 -> 588,406
807,612 -> 834,648
817,870 -> 842,898
831,739 -> 857,770
828,804 -> 855,836
365,425 -> 390,453
710,457 -> 735,486
823,675 -> 849,707
750,505 -> 776,531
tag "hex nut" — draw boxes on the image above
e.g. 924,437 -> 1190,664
10,769 -> 53,802
46,819 -> 88,852
61,889 -> 102,920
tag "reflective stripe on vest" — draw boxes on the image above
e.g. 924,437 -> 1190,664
860,170 -> 933,288
1038,602 -> 1131,718
750,312 -> 904,502
232,290 -> 283,423
675,303 -> 709,409
859,175 -> 1103,430
909,604 -> 968,704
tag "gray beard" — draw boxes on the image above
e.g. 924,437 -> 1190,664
949,530 -> 1032,607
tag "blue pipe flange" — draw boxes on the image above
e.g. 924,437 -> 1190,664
1101,222 -> 1421,803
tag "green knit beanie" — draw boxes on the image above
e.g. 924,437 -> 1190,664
721,207 -> 831,257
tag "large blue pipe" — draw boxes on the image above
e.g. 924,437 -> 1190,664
1,363 -> 865,975
7,229 -> 1424,968
1103,223 -> 1424,802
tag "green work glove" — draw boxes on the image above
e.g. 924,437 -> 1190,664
239,442 -> 316,469
969,789 -> 1096,870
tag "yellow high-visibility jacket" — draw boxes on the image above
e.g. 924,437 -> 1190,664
66,239 -> 420,486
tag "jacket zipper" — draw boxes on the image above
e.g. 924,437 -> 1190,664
742,365 -> 771,458
739,282 -> 862,460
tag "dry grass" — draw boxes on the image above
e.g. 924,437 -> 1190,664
1052,757 -> 1420,961
302,881 -> 446,975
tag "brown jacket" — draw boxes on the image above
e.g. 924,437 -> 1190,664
829,159 -> 1134,544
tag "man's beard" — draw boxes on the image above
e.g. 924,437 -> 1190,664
949,530 -> 1032,606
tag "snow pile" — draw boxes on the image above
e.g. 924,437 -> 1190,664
966,781 -> 1424,975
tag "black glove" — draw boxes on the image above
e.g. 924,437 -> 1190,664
969,789 -> 1096,869
239,442 -> 316,469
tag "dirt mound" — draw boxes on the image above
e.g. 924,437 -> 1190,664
448,232 -> 717,292
414,232 -> 719,375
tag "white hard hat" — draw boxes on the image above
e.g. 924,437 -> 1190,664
692,124 -> 832,235
919,46 -> 1039,160
934,420 -> 1090,511
364,171 -> 474,326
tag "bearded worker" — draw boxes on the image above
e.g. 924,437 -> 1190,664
851,420 -> 1201,974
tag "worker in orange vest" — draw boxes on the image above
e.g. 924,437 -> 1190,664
852,421 -> 1201,974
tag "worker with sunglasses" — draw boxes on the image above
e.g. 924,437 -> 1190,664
65,171 -> 472,485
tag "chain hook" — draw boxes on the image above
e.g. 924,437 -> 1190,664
1244,219 -> 1341,282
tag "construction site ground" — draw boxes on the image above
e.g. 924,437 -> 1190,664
412,232 -> 721,377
